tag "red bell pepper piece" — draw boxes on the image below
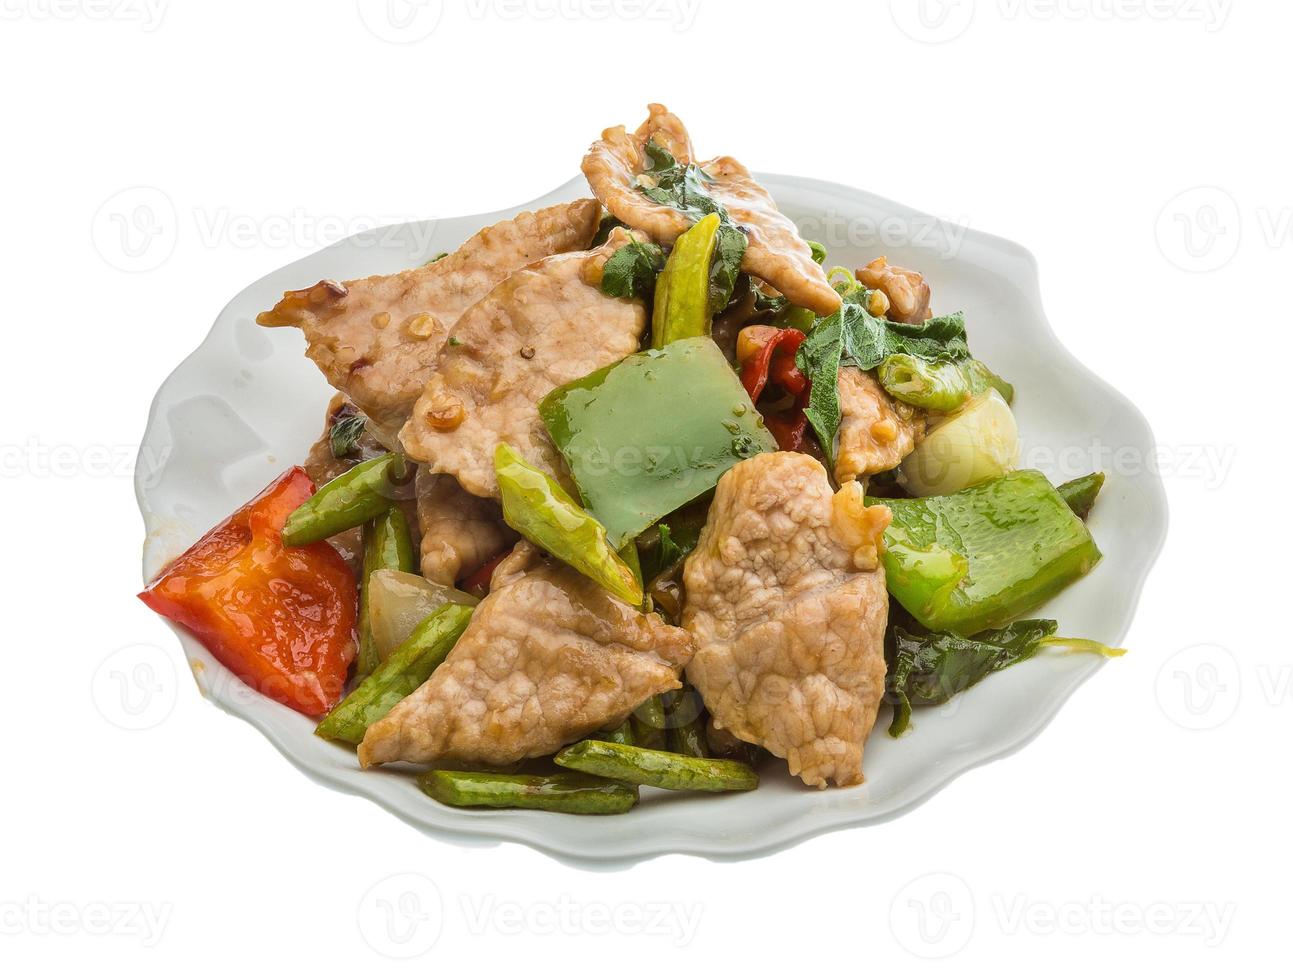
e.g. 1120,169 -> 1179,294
139,468 -> 358,717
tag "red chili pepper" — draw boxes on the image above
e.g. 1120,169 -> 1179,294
740,328 -> 806,403
139,468 -> 358,717
459,550 -> 510,598
764,384 -> 813,452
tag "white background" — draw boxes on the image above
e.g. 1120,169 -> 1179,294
1,0 -> 1284,974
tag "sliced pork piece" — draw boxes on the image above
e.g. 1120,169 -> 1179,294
399,227 -> 646,498
582,104 -> 840,316
682,453 -> 892,788
358,544 -> 694,767
258,200 -> 602,436
415,468 -> 516,587
857,257 -> 931,324
302,395 -> 420,569
835,368 -> 925,484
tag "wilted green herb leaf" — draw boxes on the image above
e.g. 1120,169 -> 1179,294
886,619 -> 1057,736
796,292 -> 971,463
329,414 -> 367,460
591,212 -> 626,247
600,241 -> 666,300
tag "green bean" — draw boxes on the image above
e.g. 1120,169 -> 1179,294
1057,472 -> 1105,520
315,603 -> 473,744
555,739 -> 758,793
283,453 -> 411,547
662,686 -> 709,758
418,770 -> 639,815
355,507 -> 416,679
630,694 -> 668,750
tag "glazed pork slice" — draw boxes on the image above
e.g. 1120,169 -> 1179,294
358,544 -> 694,767
682,452 -> 892,788
857,256 -> 932,324
415,468 -> 516,587
257,199 -> 602,437
399,227 -> 647,499
582,103 -> 840,316
835,368 -> 925,484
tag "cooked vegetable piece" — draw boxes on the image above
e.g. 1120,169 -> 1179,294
418,770 -> 639,815
1057,472 -> 1106,520
315,603 -> 473,744
887,619 -> 1125,736
637,498 -> 710,585
899,389 -> 1019,497
494,443 -> 643,606
887,619 -> 1055,736
652,213 -> 721,347
708,223 -> 747,316
870,470 -> 1102,635
662,686 -> 709,757
595,719 -> 636,745
139,468 -> 358,717
630,694 -> 668,750
367,568 -> 478,660
356,508 -> 416,678
878,354 -> 1013,412
797,292 -> 970,462
540,337 -> 777,548
599,240 -> 665,300
329,413 -> 367,460
282,452 -> 412,547
555,740 -> 758,792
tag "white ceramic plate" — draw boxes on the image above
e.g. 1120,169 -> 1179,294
136,175 -> 1167,864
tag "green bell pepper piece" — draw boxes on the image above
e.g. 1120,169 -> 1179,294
494,443 -> 643,606
355,507 -> 416,679
870,469 -> 1102,635
1057,472 -> 1105,520
539,337 -> 777,548
652,212 -> 721,348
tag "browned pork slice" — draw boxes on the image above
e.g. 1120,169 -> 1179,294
857,256 -> 932,324
835,368 -> 925,484
682,453 -> 892,788
302,395 -> 420,569
358,544 -> 694,767
257,199 -> 602,436
415,468 -> 516,587
399,227 -> 647,498
582,103 -> 840,316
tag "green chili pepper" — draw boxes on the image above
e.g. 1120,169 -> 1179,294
870,470 -> 1102,635
315,603 -> 473,745
494,443 -> 643,606
355,507 -> 417,679
630,694 -> 668,750
418,770 -> 639,815
540,337 -> 777,548
1057,472 -> 1105,520
878,355 -> 1015,412
282,453 -> 411,547
554,739 -> 758,793
652,212 -> 721,348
